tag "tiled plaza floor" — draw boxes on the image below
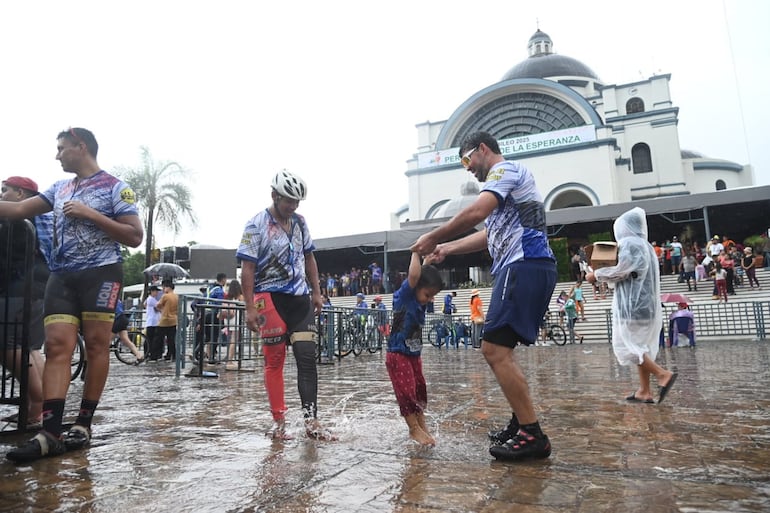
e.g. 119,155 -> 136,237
1,339 -> 768,512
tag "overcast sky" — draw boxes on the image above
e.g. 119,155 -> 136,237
1,0 -> 767,251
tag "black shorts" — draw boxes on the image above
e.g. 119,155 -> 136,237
44,263 -> 123,326
111,313 -> 129,334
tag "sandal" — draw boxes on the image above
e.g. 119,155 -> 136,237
1,413 -> 43,430
63,425 -> 91,450
6,431 -> 66,463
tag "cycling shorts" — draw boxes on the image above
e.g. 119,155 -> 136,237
44,263 -> 123,327
265,292 -> 317,345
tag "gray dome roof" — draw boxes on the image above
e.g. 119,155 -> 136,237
528,29 -> 551,43
681,149 -> 706,159
502,53 -> 600,81
435,182 -> 480,218
502,29 -> 600,81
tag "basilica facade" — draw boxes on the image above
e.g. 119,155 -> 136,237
393,29 -> 754,227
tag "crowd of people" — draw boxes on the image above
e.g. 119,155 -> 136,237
319,262 -> 392,298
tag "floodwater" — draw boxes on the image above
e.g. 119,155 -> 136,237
1,339 -> 769,512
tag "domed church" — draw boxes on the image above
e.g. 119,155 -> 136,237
394,29 -> 755,225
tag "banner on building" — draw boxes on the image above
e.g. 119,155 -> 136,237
417,125 -> 596,169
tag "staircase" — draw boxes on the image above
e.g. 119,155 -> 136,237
328,268 -> 770,343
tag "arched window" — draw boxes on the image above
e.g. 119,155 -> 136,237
626,97 -> 645,114
715,180 -> 726,191
632,143 -> 653,174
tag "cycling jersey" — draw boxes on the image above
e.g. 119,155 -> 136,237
482,161 -> 555,274
41,171 -> 138,272
236,209 -> 315,295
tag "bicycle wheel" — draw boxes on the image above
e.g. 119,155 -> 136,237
114,331 -> 147,365
429,325 -> 442,347
336,326 -> 353,358
70,334 -> 85,381
367,327 -> 383,353
549,324 -> 567,346
352,337 -> 363,356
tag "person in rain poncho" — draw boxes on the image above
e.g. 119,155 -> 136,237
586,207 -> 677,404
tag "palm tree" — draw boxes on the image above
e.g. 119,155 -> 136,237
115,146 -> 198,273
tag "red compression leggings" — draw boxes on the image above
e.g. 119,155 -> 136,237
263,340 -> 319,421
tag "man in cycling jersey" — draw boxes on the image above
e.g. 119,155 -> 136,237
2,128 -> 143,463
412,131 -> 557,462
237,170 -> 333,441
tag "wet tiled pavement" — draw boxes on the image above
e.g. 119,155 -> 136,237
1,339 -> 769,512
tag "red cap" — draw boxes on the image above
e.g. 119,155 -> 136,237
3,176 -> 38,193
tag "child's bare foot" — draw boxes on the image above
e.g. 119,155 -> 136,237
409,427 -> 436,446
416,412 -> 430,433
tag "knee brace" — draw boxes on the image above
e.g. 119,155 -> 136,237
289,332 -> 317,345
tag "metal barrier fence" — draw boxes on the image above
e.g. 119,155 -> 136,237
603,301 -> 769,342
170,300 -> 478,375
0,220 -> 36,434
174,295 -> 261,376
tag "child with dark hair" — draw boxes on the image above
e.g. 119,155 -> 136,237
712,261 -> 728,303
385,251 -> 443,446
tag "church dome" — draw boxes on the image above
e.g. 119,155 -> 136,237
501,30 -> 601,81
435,181 -> 480,218
681,149 -> 706,159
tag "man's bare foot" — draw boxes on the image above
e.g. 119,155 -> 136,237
266,420 -> 294,440
305,419 -> 337,441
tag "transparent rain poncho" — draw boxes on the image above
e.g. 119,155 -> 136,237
594,207 -> 662,366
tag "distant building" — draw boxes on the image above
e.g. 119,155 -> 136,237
394,29 -> 754,226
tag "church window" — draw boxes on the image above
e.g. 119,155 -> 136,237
631,143 -> 652,174
626,97 -> 645,114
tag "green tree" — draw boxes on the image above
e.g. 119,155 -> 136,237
121,248 -> 146,287
115,146 -> 198,274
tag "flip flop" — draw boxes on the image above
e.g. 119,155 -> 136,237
625,393 -> 654,404
657,373 -> 678,404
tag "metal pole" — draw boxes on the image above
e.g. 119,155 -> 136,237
383,234 -> 389,293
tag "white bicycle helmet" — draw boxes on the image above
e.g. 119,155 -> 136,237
271,170 -> 307,201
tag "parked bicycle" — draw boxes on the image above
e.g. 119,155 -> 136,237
343,313 -> 381,356
540,313 -> 567,346
429,317 -> 472,348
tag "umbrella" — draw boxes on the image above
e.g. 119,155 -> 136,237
660,293 -> 693,305
143,262 -> 190,280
